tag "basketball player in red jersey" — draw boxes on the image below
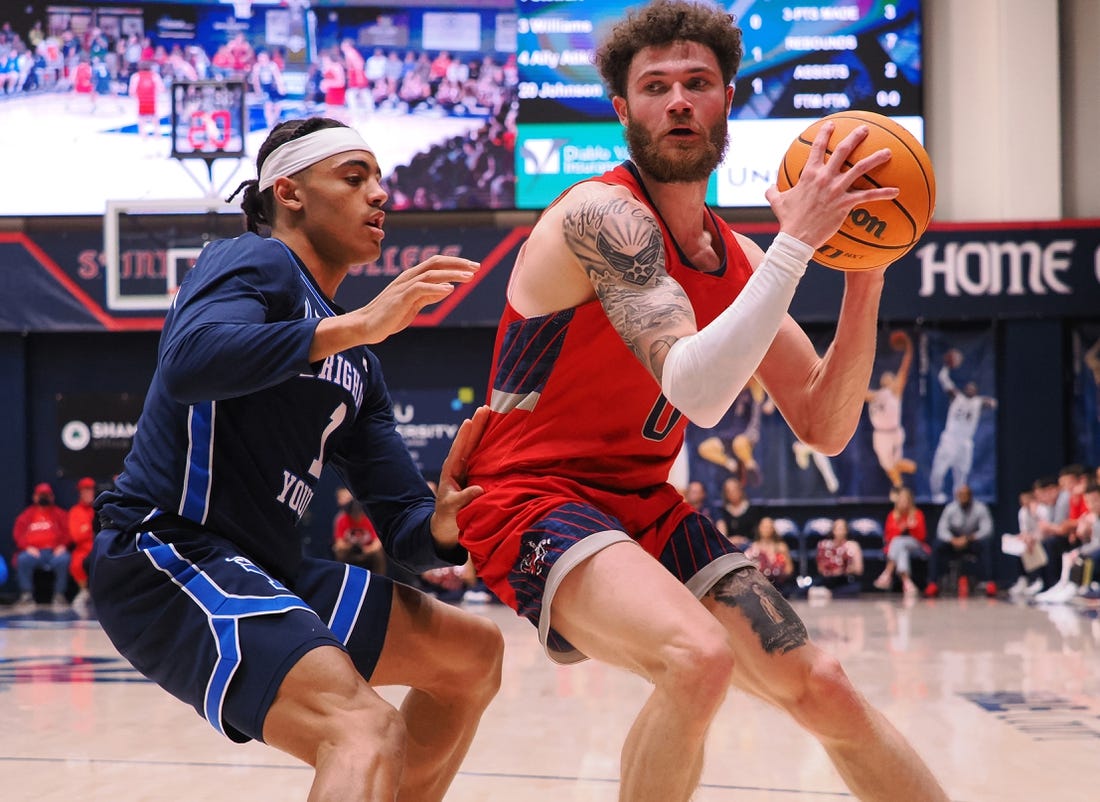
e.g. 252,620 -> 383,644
457,2 -> 949,801
128,61 -> 164,147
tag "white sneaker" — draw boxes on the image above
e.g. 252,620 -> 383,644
51,594 -> 70,612
1035,581 -> 1080,604
807,586 -> 833,601
1034,581 -> 1067,601
72,588 -> 92,616
1024,578 -> 1044,597
1049,583 -> 1080,604
12,593 -> 36,614
1007,576 -> 1029,598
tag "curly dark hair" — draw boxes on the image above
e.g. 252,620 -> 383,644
226,117 -> 349,233
594,0 -> 743,101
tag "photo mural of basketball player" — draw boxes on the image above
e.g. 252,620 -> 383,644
792,439 -> 841,494
864,329 -> 917,491
695,378 -> 772,488
1071,325 -> 1100,469
921,327 -> 998,504
928,347 -> 997,503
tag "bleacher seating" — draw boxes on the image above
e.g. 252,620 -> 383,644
848,517 -> 886,589
771,516 -> 801,573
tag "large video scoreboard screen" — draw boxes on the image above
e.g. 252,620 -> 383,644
514,0 -> 924,209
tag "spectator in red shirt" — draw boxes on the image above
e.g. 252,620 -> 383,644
12,482 -> 71,611
873,487 -> 929,597
332,490 -> 386,576
813,518 -> 864,598
68,477 -> 97,614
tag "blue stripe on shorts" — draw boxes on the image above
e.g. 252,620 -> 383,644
137,532 -> 312,737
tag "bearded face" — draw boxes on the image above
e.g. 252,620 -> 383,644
624,113 -> 730,183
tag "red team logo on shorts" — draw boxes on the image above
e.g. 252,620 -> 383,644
518,536 -> 552,577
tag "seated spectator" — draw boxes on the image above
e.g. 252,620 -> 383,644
874,486 -> 929,597
332,491 -> 386,576
1036,481 -> 1100,604
813,518 -> 864,598
1006,488 -> 1046,598
683,480 -> 713,521
12,482 -> 71,612
926,484 -> 996,598
714,476 -> 759,550
68,477 -> 97,615
744,516 -> 796,597
1034,474 -> 1070,591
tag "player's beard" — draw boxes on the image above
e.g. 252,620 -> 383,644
625,116 -> 729,183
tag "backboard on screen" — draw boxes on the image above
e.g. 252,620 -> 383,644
104,198 -> 244,312
170,79 -> 248,160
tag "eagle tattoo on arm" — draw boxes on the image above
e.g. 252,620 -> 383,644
562,196 -> 697,376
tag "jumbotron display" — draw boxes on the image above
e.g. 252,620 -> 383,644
2,0 -> 922,215
515,0 -> 924,208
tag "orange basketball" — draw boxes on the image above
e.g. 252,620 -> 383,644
776,110 -> 936,271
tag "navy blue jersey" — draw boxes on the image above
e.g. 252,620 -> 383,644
97,232 -> 459,581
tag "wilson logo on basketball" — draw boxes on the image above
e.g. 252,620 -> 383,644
849,208 -> 887,239
777,110 -> 936,271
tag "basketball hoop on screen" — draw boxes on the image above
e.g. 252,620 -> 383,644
169,80 -> 249,199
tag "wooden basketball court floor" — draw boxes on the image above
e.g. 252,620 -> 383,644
1,595 -> 1095,802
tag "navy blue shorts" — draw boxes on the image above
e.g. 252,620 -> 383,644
89,520 -> 393,743
507,503 -> 751,664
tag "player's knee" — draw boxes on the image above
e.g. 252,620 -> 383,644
788,652 -> 865,737
307,683 -> 408,769
426,614 -> 504,707
458,616 -> 505,703
657,626 -> 734,712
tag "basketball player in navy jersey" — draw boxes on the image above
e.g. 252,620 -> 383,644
89,116 -> 503,801
457,2 -> 948,801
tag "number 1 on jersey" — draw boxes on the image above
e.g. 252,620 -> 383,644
309,402 -> 347,479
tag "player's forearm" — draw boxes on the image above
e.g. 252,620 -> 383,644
660,233 -> 810,428
792,271 -> 885,454
310,313 -> 378,362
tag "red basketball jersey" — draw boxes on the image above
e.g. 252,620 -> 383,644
465,163 -> 755,493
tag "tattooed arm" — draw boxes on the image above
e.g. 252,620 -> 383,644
560,192 -> 697,378
555,188 -> 812,427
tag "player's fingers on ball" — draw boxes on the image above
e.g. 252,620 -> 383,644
808,120 -> 836,163
846,147 -> 893,181
830,124 -> 871,163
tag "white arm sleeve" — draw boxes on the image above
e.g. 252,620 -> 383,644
660,232 -> 813,428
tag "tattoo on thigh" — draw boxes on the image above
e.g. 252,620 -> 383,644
709,569 -> 808,655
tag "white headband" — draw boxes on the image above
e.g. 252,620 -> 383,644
257,127 -> 375,191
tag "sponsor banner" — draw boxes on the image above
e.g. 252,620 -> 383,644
389,387 -> 481,479
57,393 -> 145,480
3,219 -> 1099,332
516,121 -> 632,208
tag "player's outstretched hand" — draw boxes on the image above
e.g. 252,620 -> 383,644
766,121 -> 899,249
430,405 -> 490,549
355,255 -> 480,344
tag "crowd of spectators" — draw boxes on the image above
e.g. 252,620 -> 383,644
0,16 -> 519,209
675,463 -> 1100,608
9,478 -> 100,615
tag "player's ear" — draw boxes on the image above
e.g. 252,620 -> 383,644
612,95 -> 629,126
272,176 -> 302,212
